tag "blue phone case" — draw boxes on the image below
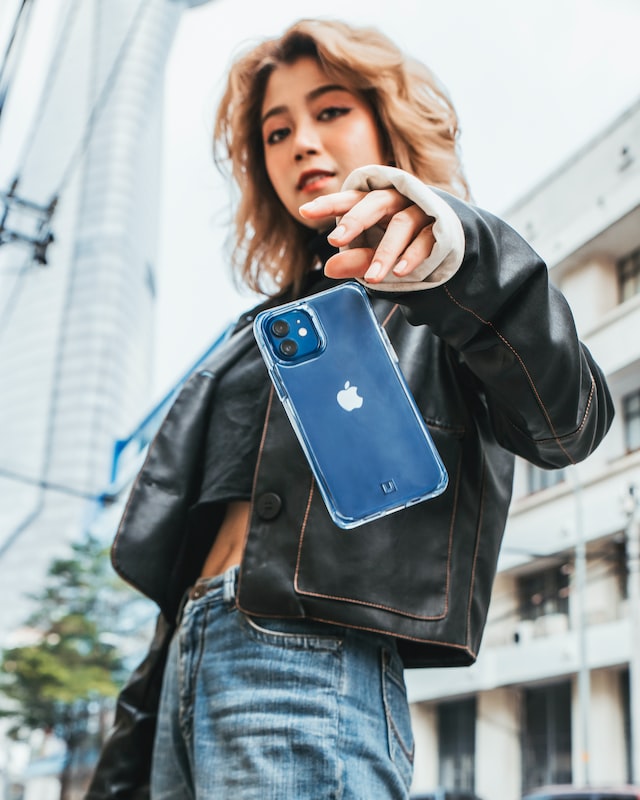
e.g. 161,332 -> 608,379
253,281 -> 448,528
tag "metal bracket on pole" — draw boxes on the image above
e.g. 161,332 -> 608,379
0,179 -> 57,264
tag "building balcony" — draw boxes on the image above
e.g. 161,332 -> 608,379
405,614 -> 631,704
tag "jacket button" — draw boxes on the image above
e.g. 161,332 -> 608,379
256,492 -> 282,520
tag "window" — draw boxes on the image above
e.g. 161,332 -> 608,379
623,389 -> 640,453
527,464 -> 565,494
438,698 -> 476,791
521,681 -> 572,792
518,565 -> 570,621
618,246 -> 640,303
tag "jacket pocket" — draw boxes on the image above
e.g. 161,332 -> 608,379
294,424 -> 463,621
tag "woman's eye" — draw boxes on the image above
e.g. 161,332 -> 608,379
266,127 -> 289,145
318,106 -> 351,122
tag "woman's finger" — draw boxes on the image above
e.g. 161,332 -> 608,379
298,190 -> 368,222
328,190 -> 411,248
300,189 -> 409,247
391,223 -> 436,277
363,205 -> 433,283
303,187 -> 435,284
323,247 -> 375,279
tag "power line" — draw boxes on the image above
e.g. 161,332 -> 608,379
0,0 -> 34,123
0,250 -> 35,338
10,0 -> 82,176
0,465 -> 119,504
0,0 -> 152,267
53,0 -> 153,200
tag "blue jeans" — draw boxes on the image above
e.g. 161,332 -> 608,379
150,566 -> 414,799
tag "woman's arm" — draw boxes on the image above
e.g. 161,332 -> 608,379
300,166 -> 614,468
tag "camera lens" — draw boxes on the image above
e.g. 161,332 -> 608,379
279,339 -> 298,357
271,319 -> 289,338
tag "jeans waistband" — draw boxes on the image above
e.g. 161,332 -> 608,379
177,565 -> 239,624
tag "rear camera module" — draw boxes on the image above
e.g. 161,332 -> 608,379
279,339 -> 298,357
271,319 -> 290,338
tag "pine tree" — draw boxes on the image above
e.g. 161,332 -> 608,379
0,534 -> 144,799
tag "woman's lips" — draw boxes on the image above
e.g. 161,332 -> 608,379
297,170 -> 335,192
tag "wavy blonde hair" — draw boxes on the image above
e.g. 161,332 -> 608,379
214,18 -> 470,296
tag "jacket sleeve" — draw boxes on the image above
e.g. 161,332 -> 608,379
373,190 -> 614,468
85,612 -> 174,800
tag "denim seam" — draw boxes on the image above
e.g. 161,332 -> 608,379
177,628 -> 192,750
381,650 -> 414,765
240,613 -> 343,651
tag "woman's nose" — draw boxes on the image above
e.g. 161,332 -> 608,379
294,146 -> 319,161
293,122 -> 322,160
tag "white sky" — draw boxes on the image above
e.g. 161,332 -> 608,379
156,0 -> 640,399
2,0 -> 640,403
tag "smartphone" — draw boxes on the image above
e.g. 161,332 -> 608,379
253,281 -> 448,529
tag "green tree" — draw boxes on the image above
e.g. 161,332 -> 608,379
0,534 -> 138,799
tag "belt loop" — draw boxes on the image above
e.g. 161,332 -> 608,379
176,589 -> 189,626
223,565 -> 238,604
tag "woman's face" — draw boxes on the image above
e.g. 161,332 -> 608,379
261,57 -> 386,230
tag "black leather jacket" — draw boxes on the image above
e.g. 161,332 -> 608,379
87,193 -> 613,799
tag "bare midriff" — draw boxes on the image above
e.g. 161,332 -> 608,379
199,499 -> 250,578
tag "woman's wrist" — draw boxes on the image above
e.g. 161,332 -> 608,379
341,164 -> 466,292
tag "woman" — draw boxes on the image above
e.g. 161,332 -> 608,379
87,18 -> 613,800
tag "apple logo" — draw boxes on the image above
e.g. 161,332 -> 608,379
336,381 -> 363,412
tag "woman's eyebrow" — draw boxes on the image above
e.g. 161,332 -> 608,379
261,84 -> 349,126
307,83 -> 348,102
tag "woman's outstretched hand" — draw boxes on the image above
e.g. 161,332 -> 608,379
299,188 -> 435,284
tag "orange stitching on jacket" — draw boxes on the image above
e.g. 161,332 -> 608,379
309,615 -> 475,653
575,375 -> 595,435
510,373 -> 596,445
381,304 -> 399,328
466,458 -> 485,646
441,443 -> 463,617
443,285 -> 576,464
294,512 -> 452,623
293,586 -> 448,621
294,433 -> 461,622
293,477 -> 316,588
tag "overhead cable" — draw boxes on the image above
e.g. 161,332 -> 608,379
52,0 -> 153,201
10,0 -> 82,176
0,0 -> 34,123
1,0 -> 152,265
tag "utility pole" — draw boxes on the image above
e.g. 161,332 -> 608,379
570,466 -> 591,786
625,485 -> 640,783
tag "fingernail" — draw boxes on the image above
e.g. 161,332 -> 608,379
364,261 -> 383,281
392,259 -> 409,276
328,225 -> 346,242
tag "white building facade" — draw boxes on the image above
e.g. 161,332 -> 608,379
0,1 -> 216,794
408,100 -> 640,799
0,0 -> 214,641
